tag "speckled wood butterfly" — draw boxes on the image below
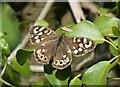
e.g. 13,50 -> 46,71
29,26 -> 96,70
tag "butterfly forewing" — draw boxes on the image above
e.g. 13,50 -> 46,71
52,41 -> 72,70
29,26 -> 58,45
34,40 -> 58,64
65,37 -> 96,57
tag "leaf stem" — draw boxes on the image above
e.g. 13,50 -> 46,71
0,78 -> 15,87
0,60 -> 7,77
104,39 -> 118,51
108,77 -> 120,81
109,55 -> 120,70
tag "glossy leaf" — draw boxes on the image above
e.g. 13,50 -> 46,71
44,64 -> 71,85
12,58 -> 32,78
2,3 -> 20,50
32,80 -> 50,87
35,19 -> 49,27
82,58 -> 118,85
69,74 -> 82,86
16,49 -> 33,66
56,20 -> 104,44
94,16 -> 118,37
112,26 -> 119,37
2,58 -> 20,85
109,39 -> 118,56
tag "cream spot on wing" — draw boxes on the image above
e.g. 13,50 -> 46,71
42,49 -> 46,52
35,39 -> 40,43
63,55 -> 66,58
78,48 -> 83,52
85,41 -> 92,48
73,49 -> 78,54
34,36 -> 39,39
77,38 -> 81,42
67,50 -> 71,53
43,57 -> 47,61
73,37 -> 77,42
39,26 -> 45,31
79,43 -> 83,47
37,32 -> 43,35
59,60 -> 64,65
83,38 -> 87,43
54,60 -> 59,65
29,34 -> 34,38
41,38 -> 45,41
33,27 -> 39,34
47,31 -> 52,35
44,30 -> 49,33
37,49 -> 41,54
66,57 -> 69,63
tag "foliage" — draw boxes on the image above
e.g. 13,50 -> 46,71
1,2 -> 120,87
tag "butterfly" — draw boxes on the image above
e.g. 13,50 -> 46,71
29,25 -> 96,70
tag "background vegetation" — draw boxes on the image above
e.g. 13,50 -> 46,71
0,1 -> 120,86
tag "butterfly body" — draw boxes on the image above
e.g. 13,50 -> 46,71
29,26 -> 96,70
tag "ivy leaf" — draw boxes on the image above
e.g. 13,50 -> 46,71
35,19 -> 49,27
12,58 -> 32,78
2,3 -> 20,50
69,74 -> 82,86
94,16 -> 118,37
32,80 -> 50,87
44,64 -> 71,85
82,58 -> 118,85
16,49 -> 33,66
112,26 -> 119,37
109,39 -> 118,56
56,20 -> 104,44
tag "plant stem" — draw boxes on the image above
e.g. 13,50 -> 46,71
104,39 -> 118,51
108,77 -> 120,81
0,78 -> 15,87
0,60 -> 7,77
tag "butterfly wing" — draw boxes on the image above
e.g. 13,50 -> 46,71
34,39 -> 58,64
52,40 -> 72,70
65,37 -> 96,57
29,26 -> 58,45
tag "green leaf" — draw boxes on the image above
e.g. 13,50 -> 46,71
32,80 -> 50,87
16,49 -> 33,66
12,58 -> 32,78
56,20 -> 104,44
2,58 -> 20,85
69,74 -> 82,86
44,64 -> 71,85
112,26 -> 119,37
2,3 -> 20,51
99,7 -> 109,14
82,59 -> 118,85
0,34 -> 10,57
94,16 -> 118,37
109,39 -> 118,56
35,19 -> 49,26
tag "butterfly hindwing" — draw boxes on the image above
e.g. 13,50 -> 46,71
34,40 -> 58,64
29,26 -> 58,45
65,37 -> 96,57
52,40 -> 72,70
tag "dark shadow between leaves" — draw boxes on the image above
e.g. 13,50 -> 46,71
55,65 -> 72,80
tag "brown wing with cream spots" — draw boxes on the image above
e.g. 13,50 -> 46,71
64,37 -> 96,57
52,40 -> 72,70
29,26 -> 58,45
34,39 -> 58,65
